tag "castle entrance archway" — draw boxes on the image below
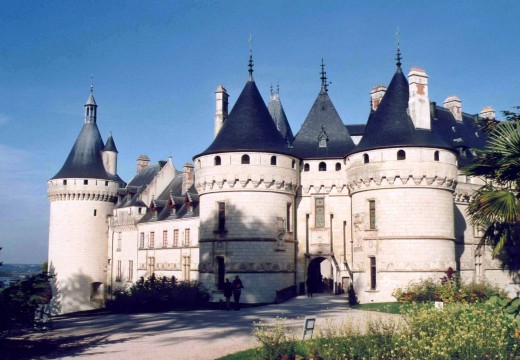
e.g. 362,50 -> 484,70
307,257 -> 333,294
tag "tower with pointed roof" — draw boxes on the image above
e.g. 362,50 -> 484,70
48,86 -> 124,314
291,60 -> 356,293
193,53 -> 300,304
345,50 -> 459,302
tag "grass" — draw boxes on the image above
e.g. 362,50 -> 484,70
216,348 -> 257,360
352,301 -> 404,314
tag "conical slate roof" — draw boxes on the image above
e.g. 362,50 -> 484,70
292,91 -> 355,159
354,64 -> 449,153
196,79 -> 292,157
104,132 -> 118,153
51,122 -> 110,180
268,91 -> 294,144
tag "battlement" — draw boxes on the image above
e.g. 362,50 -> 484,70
47,178 -> 119,202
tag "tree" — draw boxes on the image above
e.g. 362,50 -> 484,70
464,107 -> 520,257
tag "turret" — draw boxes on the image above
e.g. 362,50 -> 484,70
194,50 -> 299,304
47,85 -> 124,314
103,131 -> 118,176
347,47 -> 457,303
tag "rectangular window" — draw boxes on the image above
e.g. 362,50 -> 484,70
173,229 -> 179,247
370,257 -> 377,290
147,257 -> 155,275
84,179 -> 88,185
218,202 -> 226,232
128,260 -> 133,282
139,232 -> 144,248
149,232 -> 155,248
315,198 -> 325,228
163,230 -> 168,248
93,209 -> 97,216
117,232 -> 122,251
116,260 -> 122,282
286,203 -> 292,232
369,200 -> 376,230
184,229 -> 191,247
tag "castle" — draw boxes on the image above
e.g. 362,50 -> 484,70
48,49 -> 520,314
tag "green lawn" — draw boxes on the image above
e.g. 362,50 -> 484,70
351,301 -> 404,314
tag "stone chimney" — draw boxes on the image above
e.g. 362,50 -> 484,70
370,85 -> 387,111
182,162 -> 194,194
444,96 -> 463,121
136,155 -> 150,174
479,106 -> 496,119
214,85 -> 229,138
408,67 -> 430,130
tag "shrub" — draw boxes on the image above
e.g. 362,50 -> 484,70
253,318 -> 302,360
396,303 -> 520,359
106,274 -> 211,313
393,267 -> 505,304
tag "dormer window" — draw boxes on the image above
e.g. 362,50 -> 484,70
214,156 -> 221,166
318,126 -> 329,148
397,150 -> 406,160
241,154 -> 250,164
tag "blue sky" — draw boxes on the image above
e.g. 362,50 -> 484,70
1,1 -> 519,264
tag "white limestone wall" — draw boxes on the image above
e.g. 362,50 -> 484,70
48,178 -> 118,314
347,147 -> 458,303
195,151 -> 299,303
296,158 -> 352,291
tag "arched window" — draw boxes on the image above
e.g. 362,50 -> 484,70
319,162 -> 327,171
270,156 -> 277,165
335,162 -> 341,171
241,154 -> 250,164
214,156 -> 221,166
363,153 -> 369,164
397,150 -> 406,160
292,159 -> 296,169
304,163 -> 310,172
196,159 -> 201,169
434,151 -> 440,161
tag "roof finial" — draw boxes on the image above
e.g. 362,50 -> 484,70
248,34 -> 254,81
90,74 -> 94,93
320,58 -> 329,94
270,82 -> 273,96
276,82 -> 280,95
395,27 -> 402,68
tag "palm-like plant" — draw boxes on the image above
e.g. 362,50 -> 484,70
465,109 -> 520,256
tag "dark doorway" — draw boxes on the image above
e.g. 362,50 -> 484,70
307,257 -> 326,294
216,256 -> 225,290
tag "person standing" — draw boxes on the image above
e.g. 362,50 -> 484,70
306,277 -> 314,297
223,278 -> 233,310
232,276 -> 244,310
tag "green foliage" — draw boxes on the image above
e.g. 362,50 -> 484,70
487,295 -> 520,328
347,283 -> 358,306
392,267 -> 505,304
246,304 -> 520,360
353,302 -> 403,314
106,274 -> 211,313
0,271 -> 53,330
465,107 -> 520,256
253,318 -> 303,360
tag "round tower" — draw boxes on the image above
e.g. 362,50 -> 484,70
346,53 -> 458,303
194,54 -> 300,304
48,86 -> 124,314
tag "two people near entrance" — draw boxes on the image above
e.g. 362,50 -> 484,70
223,276 -> 244,310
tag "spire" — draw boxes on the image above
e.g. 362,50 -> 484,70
84,83 -> 97,124
248,34 -> 254,82
320,59 -> 329,94
395,28 -> 402,68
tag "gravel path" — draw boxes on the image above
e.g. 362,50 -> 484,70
21,295 -> 401,360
